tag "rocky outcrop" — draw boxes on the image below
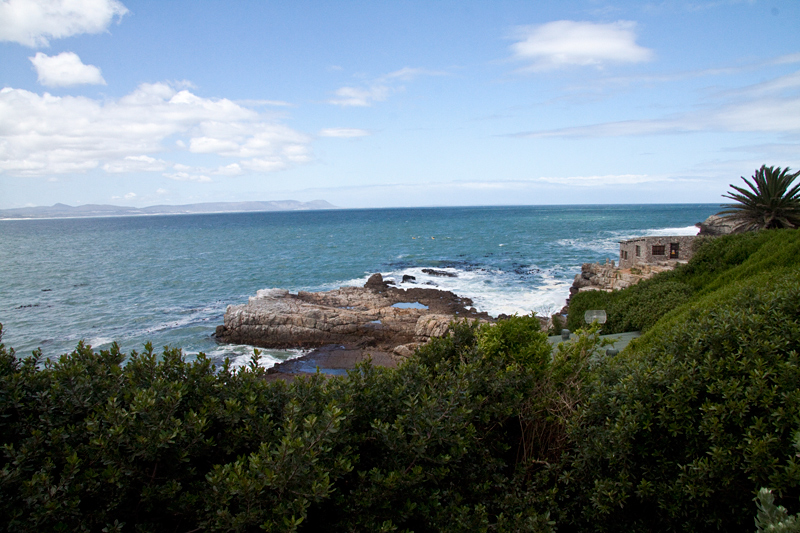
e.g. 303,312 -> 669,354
215,274 -> 490,358
421,268 -> 457,277
573,260 -> 674,292
697,214 -> 739,236
562,260 -> 675,314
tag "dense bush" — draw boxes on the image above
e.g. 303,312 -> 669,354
0,318 -> 568,532
566,277 -> 694,333
558,272 -> 800,532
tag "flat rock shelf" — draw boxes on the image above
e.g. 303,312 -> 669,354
215,273 -> 492,380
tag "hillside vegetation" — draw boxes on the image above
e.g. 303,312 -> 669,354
566,229 -> 800,334
2,230 -> 800,531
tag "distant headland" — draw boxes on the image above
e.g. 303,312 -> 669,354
0,200 -> 337,220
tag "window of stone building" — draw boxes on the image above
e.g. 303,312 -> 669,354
635,245 -> 641,257
652,245 -> 666,256
670,243 -> 679,259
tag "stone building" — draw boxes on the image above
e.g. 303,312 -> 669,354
618,235 -> 697,269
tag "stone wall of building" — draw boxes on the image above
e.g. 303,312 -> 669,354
619,235 -> 697,269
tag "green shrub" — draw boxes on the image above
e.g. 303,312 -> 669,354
311,319 -> 557,532
566,277 -> 693,334
0,321 -> 556,532
754,435 -> 800,533
478,314 -> 551,370
549,314 -> 565,336
558,273 -> 800,532
756,488 -> 800,533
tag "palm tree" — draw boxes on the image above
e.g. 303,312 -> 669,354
717,165 -> 800,231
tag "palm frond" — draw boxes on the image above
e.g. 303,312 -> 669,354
716,165 -> 800,230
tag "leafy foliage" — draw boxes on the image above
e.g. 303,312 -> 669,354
756,488 -> 800,533
718,165 -> 800,231
754,435 -> 800,533
558,273 -> 800,532
566,277 -> 693,333
0,320 -> 557,532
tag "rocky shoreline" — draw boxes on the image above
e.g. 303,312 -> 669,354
215,273 -> 491,380
218,215 -> 727,381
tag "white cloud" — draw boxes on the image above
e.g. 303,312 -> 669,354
111,191 -> 136,200
328,85 -> 390,107
214,163 -> 242,176
30,51 -> 105,87
188,121 -> 310,159
163,171 -> 211,183
0,0 -> 128,47
715,97 -> 800,133
240,158 -> 287,173
384,67 -> 447,81
103,155 -> 167,173
319,128 -> 370,138
732,70 -> 800,98
327,66 -> 445,107
0,82 -> 312,177
510,20 -> 653,71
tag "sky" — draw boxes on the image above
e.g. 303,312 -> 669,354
0,0 -> 798,209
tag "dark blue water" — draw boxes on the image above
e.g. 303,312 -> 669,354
0,204 -> 719,366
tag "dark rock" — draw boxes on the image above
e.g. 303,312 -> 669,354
422,268 -> 457,277
364,273 -> 389,292
402,274 -> 416,283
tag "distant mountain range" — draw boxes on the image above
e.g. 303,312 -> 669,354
0,200 -> 337,219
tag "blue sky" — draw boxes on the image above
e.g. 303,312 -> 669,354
1,0 -> 798,209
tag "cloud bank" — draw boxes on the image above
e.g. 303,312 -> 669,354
0,82 -> 311,178
510,20 -> 653,71
0,0 -> 128,47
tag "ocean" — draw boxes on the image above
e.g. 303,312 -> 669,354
0,204 -> 719,368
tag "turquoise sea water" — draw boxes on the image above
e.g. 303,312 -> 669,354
0,204 -> 719,367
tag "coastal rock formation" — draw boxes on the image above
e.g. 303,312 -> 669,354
571,260 -> 674,293
697,214 -> 738,236
562,260 -> 675,314
422,268 -> 457,277
215,274 -> 489,358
